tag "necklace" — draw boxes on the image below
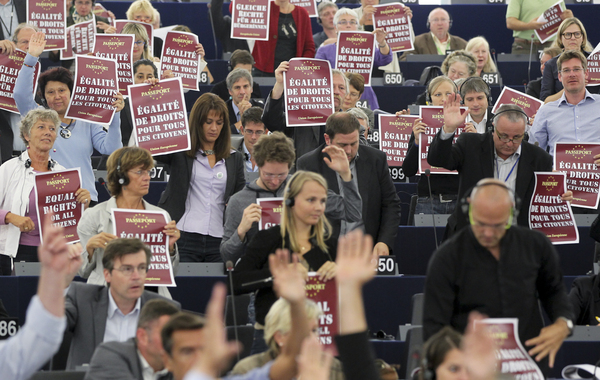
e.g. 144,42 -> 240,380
204,149 -> 215,155
60,119 -> 74,139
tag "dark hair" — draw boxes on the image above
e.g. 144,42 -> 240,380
252,131 -> 295,168
493,104 -> 528,127
38,67 -> 74,106
106,147 -> 154,197
187,93 -> 231,161
325,112 -> 361,139
230,49 -> 255,68
557,49 -> 587,72
161,312 -> 206,356
241,106 -> 264,128
419,326 -> 462,380
345,72 -> 365,95
102,238 -> 152,271
133,59 -> 158,78
459,77 -> 490,98
137,299 -> 180,329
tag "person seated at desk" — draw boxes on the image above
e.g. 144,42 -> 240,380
313,1 -> 338,49
211,50 -> 262,102
400,8 -> 467,61
418,327 -> 467,380
236,107 -> 266,173
527,47 -> 562,100
342,73 -> 375,125
465,36 -> 497,78
569,273 -> 600,326
126,0 -> 162,58
226,68 -> 264,135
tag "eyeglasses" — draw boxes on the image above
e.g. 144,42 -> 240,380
134,40 -> 145,46
134,16 -> 152,22
244,129 -> 265,136
113,264 -> 147,276
129,169 -> 152,176
495,130 -> 524,144
560,67 -> 584,75
262,172 -> 288,180
337,20 -> 358,26
471,219 -> 508,231
562,31 -> 582,39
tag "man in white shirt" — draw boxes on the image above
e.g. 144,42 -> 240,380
459,77 -> 494,135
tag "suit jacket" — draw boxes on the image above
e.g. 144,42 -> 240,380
526,78 -> 543,100
569,274 -> 600,326
427,130 -> 553,236
65,282 -> 180,370
297,143 -> 401,249
157,150 -> 245,222
400,33 -> 467,61
210,79 -> 263,103
85,338 -> 143,380
0,0 -> 26,41
0,111 -> 13,164
226,98 -> 264,134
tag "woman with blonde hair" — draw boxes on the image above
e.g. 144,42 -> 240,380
121,23 -> 153,62
465,36 -> 497,77
233,170 -> 337,354
542,17 -> 594,102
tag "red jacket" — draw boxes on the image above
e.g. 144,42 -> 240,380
252,3 -> 315,73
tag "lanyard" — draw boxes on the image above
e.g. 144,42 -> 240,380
496,155 -> 520,182
0,0 -> 15,38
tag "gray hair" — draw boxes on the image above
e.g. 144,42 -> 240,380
492,104 -> 527,128
20,109 -> 61,145
226,67 -> 253,90
441,50 -> 477,77
12,23 -> 39,44
331,69 -> 349,93
346,107 -> 368,122
333,8 -> 358,28
317,1 -> 338,17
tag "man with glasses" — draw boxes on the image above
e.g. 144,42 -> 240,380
236,107 -> 266,173
427,101 -> 569,237
423,178 -> 574,375
64,238 -> 180,370
226,68 -> 263,135
530,51 -> 600,158
400,8 -> 466,60
221,131 -> 361,263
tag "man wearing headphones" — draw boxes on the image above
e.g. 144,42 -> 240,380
312,1 -> 338,49
399,8 -> 467,61
459,77 -> 494,134
427,102 -> 571,237
423,178 -> 574,374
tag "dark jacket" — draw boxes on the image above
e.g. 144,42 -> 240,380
569,274 -> 600,326
226,98 -> 264,134
0,0 -> 26,41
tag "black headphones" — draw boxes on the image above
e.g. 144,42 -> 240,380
492,107 -> 530,126
25,158 -> 56,170
459,181 -> 521,228
426,11 -> 453,30
116,148 -> 129,186
425,78 -> 457,105
284,173 -> 300,208
458,76 -> 492,107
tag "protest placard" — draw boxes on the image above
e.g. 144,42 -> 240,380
289,0 -> 316,17
336,31 -> 375,86
418,106 -> 466,174
379,114 -> 417,171
27,0 -> 67,50
93,34 -> 134,96
586,42 -> 600,86
257,198 -> 283,230
230,0 -> 270,41
554,142 -> 600,209
534,1 -> 565,44
160,31 -> 203,91
372,3 -> 413,53
60,19 -> 96,60
306,274 -> 338,355
0,50 -> 40,113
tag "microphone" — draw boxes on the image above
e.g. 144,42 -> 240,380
424,169 -> 439,250
491,49 -> 502,88
97,177 -> 110,197
226,260 -> 240,362
206,1 -> 219,60
527,35 -> 535,86
241,276 -> 273,287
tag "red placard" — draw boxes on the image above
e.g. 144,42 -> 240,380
379,114 -> 417,168
93,34 -> 134,96
336,31 -> 375,86
284,58 -> 334,127
534,1 -> 565,44
372,3 -> 414,53
476,319 -> 544,380
65,55 -> 118,124
128,77 -> 190,156
34,168 -> 83,244
289,0 -> 316,17
93,3 -> 115,26
305,274 -> 338,355
60,19 -> 96,60
418,106 -> 466,174
257,198 -> 283,230
586,42 -> 600,87
160,31 -> 201,91
230,0 -> 270,41
0,50 -> 40,114
27,0 -> 67,50
112,209 -> 175,286
554,142 -> 600,209
115,20 -> 153,54
492,87 -> 543,120
529,172 -> 578,245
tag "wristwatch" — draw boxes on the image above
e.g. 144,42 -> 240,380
558,317 -> 574,337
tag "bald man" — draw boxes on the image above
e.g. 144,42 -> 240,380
423,179 -> 574,373
399,8 -> 466,61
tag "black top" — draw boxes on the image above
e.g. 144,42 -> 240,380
274,13 -> 297,72
0,299 -> 8,318
232,225 -> 335,325
424,225 -> 573,346
335,331 -> 380,380
569,274 -> 600,326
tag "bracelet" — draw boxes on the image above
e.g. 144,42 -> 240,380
23,63 -> 34,68
378,43 -> 387,48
